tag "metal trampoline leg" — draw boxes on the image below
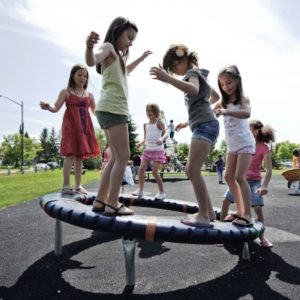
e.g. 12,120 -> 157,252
242,242 -> 250,261
54,219 -> 62,256
122,237 -> 136,287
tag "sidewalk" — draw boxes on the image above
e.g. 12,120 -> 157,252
0,175 -> 300,299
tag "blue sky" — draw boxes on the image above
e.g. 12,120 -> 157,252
0,0 -> 299,147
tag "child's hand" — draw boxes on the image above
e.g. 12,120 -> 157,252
86,31 -> 100,49
150,65 -> 169,83
256,187 -> 268,196
40,101 -> 50,110
175,122 -> 188,132
140,50 -> 153,61
156,138 -> 163,145
214,108 -> 226,117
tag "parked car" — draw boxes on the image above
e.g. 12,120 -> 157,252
280,160 -> 292,168
47,162 -> 58,169
35,163 -> 48,170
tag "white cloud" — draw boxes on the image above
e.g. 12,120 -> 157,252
1,0 -> 300,146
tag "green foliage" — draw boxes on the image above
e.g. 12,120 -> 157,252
83,156 -> 101,169
176,143 -> 189,161
128,115 -> 139,155
0,169 -> 100,208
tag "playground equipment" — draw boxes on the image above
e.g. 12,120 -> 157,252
282,168 -> 300,196
40,192 -> 264,289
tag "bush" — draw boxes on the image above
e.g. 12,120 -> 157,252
83,157 -> 101,170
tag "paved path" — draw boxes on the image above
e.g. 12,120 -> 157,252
0,175 -> 299,299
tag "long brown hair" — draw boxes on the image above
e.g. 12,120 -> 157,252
218,65 -> 243,109
96,17 -> 138,74
250,120 -> 275,143
68,64 -> 88,90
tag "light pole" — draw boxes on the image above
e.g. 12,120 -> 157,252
0,94 -> 24,173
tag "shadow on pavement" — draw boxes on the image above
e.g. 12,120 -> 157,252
1,233 -> 299,300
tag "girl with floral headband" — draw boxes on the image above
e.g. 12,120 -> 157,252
150,44 -> 220,227
214,65 -> 255,226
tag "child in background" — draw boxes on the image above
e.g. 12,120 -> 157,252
85,17 -> 152,215
220,120 -> 275,247
215,154 -> 225,184
40,64 -> 100,195
214,65 -> 255,227
168,120 -> 177,144
150,44 -> 219,226
132,103 -> 168,199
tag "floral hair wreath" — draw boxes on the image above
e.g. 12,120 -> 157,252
175,48 -> 185,57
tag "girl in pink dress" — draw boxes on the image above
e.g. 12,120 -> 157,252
40,64 -> 100,195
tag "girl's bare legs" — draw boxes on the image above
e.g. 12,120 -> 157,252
224,154 -> 244,217
62,156 -> 74,189
74,157 -> 83,189
152,161 -> 164,194
225,153 -> 252,222
253,206 -> 271,246
136,160 -> 148,193
184,139 -> 214,224
94,123 -> 132,213
235,153 -> 252,222
220,199 -> 232,221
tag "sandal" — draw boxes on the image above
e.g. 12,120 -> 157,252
223,213 -> 239,222
103,203 -> 134,216
92,199 -> 106,212
260,238 -> 273,248
75,186 -> 88,195
232,216 -> 253,227
61,187 -> 74,195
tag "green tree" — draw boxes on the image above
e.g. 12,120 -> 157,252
48,127 -> 59,162
276,141 -> 298,161
128,115 -> 139,156
176,143 -> 189,161
0,133 -> 41,167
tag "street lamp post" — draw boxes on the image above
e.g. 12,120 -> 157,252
0,94 -> 24,174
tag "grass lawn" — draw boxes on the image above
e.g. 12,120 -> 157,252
0,169 -> 100,209
0,168 -> 288,209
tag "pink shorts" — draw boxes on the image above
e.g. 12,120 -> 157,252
229,144 -> 256,155
141,150 -> 166,164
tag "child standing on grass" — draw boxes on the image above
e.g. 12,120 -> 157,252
220,120 -> 275,247
85,16 -> 152,215
214,65 -> 255,226
215,154 -> 225,184
132,103 -> 168,199
40,64 -> 100,195
150,44 -> 219,227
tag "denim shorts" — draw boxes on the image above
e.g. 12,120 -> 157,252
192,120 -> 219,144
224,180 -> 264,207
95,111 -> 128,129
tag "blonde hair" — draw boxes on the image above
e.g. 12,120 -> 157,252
146,103 -> 161,118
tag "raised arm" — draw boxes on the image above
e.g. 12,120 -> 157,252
40,89 -> 68,113
127,50 -> 152,74
150,65 -> 199,97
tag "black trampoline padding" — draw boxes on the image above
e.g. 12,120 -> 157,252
40,193 -> 264,244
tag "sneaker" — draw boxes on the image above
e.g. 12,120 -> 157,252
155,192 -> 166,200
132,189 -> 143,197
260,238 -> 273,248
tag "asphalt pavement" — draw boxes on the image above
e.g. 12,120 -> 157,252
0,175 -> 300,299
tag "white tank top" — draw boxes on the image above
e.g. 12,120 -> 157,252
223,104 -> 255,152
145,122 -> 163,151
